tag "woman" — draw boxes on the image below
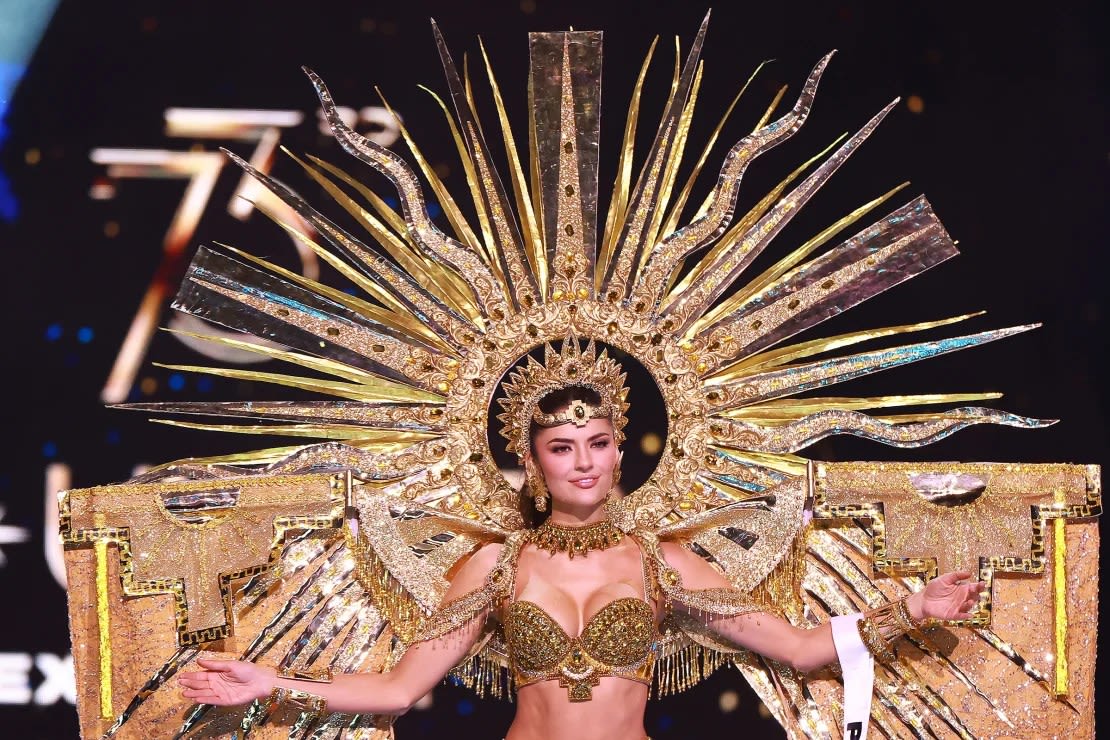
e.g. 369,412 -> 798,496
179,377 -> 985,740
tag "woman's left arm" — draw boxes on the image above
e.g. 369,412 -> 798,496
658,541 -> 984,673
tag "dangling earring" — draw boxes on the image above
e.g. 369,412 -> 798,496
604,452 -> 623,519
525,460 -> 549,512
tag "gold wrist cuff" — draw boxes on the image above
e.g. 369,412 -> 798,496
284,687 -> 328,714
266,665 -> 333,714
277,666 -> 334,683
856,595 -> 927,663
856,616 -> 896,663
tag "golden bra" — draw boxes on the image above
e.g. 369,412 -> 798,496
503,542 -> 659,701
411,529 -> 767,702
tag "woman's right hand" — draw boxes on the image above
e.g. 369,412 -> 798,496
178,658 -> 277,707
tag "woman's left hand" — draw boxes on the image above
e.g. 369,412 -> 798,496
907,570 -> 986,622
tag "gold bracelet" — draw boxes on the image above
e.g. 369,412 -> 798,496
894,596 -> 927,632
266,665 -> 333,714
277,666 -> 334,683
856,617 -> 896,663
284,687 -> 328,714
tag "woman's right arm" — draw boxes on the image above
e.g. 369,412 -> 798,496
178,541 -> 503,715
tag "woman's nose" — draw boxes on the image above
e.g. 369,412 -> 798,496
573,445 -> 592,470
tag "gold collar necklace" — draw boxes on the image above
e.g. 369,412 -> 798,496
527,518 -> 624,558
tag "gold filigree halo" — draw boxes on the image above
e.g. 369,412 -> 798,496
150,12 -> 1047,534
497,337 -> 629,461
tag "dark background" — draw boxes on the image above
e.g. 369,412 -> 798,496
0,1 -> 1105,737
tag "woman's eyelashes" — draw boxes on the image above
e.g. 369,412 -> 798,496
546,438 -> 611,454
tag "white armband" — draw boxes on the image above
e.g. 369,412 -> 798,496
831,613 -> 873,740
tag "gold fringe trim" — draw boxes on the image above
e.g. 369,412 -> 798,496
748,524 -> 808,621
348,529 -> 429,644
448,652 -> 514,701
653,643 -> 731,697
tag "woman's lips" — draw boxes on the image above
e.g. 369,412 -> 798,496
570,477 -> 598,489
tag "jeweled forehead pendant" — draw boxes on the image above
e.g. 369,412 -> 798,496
497,337 -> 629,462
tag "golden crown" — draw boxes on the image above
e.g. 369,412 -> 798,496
497,338 -> 629,460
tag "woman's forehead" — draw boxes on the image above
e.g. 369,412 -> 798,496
533,417 -> 614,443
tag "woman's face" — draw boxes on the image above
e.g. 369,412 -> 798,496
527,416 -> 618,518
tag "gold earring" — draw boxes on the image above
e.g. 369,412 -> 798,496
526,461 -> 549,512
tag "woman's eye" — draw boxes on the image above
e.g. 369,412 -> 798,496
593,439 -> 610,448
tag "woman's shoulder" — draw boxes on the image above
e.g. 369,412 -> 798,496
458,540 -> 505,575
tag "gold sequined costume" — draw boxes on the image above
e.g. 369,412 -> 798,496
60,12 -> 1100,740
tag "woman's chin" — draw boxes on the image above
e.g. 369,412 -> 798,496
552,487 -> 608,511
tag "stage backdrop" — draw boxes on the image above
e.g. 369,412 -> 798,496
1,1 -> 1105,738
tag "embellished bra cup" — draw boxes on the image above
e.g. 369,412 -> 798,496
505,597 -> 656,701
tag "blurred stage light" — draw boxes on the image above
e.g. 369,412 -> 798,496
0,0 -> 63,221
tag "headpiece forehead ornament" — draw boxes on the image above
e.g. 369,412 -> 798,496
497,337 -> 629,460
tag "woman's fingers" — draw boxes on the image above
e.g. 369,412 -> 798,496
197,658 -> 236,672
177,674 -> 209,689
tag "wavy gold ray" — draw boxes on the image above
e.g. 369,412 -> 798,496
302,153 -> 483,321
478,37 -> 546,297
307,75 -> 509,322
689,180 -> 909,336
662,97 -> 898,332
635,54 -> 835,313
710,408 -> 1052,454
374,89 -> 485,258
667,132 -> 850,307
150,419 -> 437,443
282,150 -> 481,322
220,150 -> 477,347
596,36 -> 659,291
305,155 -> 408,241
658,62 -> 766,241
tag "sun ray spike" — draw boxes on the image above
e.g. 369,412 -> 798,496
218,148 -> 475,348
700,195 -> 959,370
704,324 -> 1040,409
303,67 -> 510,323
710,408 -> 1055,454
664,94 -> 900,334
597,35 -> 659,291
599,10 -> 711,303
430,20 -> 540,311
529,31 -> 603,302
630,52 -> 834,314
478,37 -> 547,299
175,247 -> 447,391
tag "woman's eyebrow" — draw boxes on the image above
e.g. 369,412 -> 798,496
546,432 -> 611,444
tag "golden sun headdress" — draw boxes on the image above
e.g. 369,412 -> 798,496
57,12 -> 1101,740
496,337 -> 630,460
125,13 -> 1048,533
